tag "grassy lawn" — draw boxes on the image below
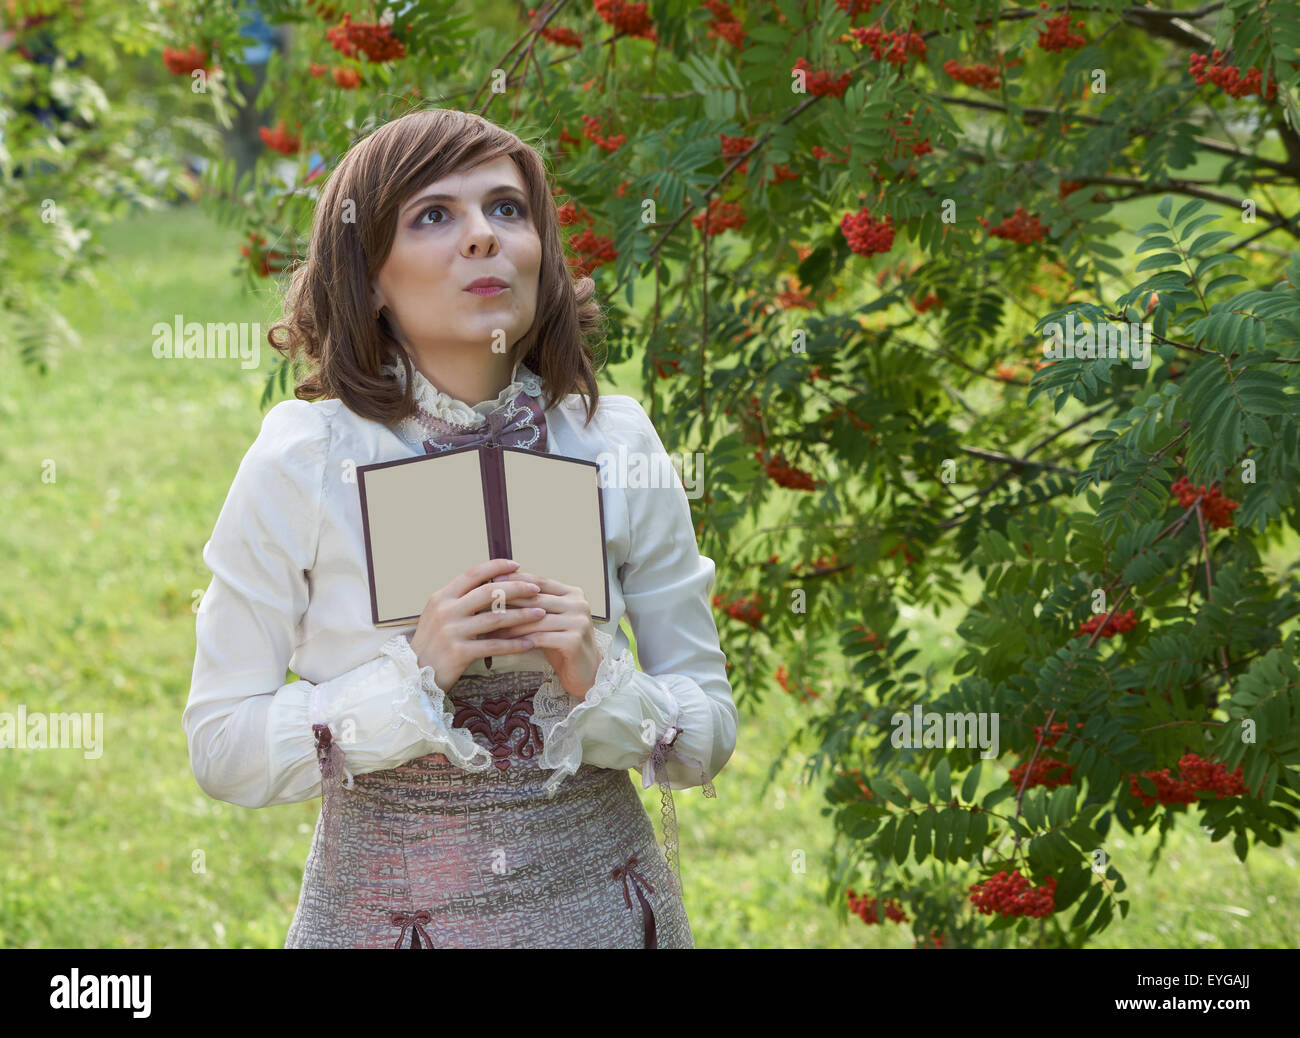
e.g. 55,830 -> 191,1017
1,200 -> 1296,948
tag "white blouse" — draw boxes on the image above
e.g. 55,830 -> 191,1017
182,356 -> 738,810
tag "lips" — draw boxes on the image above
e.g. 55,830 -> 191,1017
465,277 -> 509,291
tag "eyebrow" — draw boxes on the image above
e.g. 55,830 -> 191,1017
401,184 -> 528,217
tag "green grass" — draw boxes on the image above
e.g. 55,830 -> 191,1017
1,201 -> 1297,948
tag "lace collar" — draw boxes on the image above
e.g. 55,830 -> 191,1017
384,355 -> 544,446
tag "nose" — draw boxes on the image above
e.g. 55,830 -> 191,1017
461,211 -> 499,258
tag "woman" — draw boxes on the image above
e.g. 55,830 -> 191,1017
181,108 -> 737,948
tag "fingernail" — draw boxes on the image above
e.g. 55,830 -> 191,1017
528,583 -> 540,592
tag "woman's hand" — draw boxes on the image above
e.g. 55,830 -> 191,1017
489,571 -> 601,699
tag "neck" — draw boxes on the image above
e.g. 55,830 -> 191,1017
405,348 -> 518,407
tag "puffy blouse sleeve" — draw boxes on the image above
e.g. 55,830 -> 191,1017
182,400 -> 494,810
530,399 -> 738,799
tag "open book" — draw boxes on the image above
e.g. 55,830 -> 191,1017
356,443 -> 610,631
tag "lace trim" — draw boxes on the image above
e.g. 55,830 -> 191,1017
380,635 -> 495,773
385,356 -> 543,430
531,626 -> 638,798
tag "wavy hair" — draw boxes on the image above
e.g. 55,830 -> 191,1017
268,106 -> 607,426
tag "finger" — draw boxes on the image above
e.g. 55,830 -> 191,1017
470,635 -> 536,656
469,579 -> 543,613
448,558 -> 520,600
509,574 -> 575,595
473,605 -> 547,635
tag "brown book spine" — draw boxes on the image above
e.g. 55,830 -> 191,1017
478,445 -> 513,669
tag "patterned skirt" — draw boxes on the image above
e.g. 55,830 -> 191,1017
284,667 -> 694,948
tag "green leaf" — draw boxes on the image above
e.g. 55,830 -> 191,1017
900,769 -> 930,804
870,776 -> 910,809
933,808 -> 952,860
1072,883 -> 1104,928
914,808 -> 934,863
935,758 -> 952,802
948,809 -> 971,863
894,812 -> 915,865
1157,195 -> 1173,221
961,761 -> 983,802
1022,786 -> 1047,830
1174,198 -> 1206,224
1049,785 -> 1075,827
965,809 -> 989,860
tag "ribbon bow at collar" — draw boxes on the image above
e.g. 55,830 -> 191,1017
421,392 -> 546,454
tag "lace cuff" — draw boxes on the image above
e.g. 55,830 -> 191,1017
531,626 -> 638,798
380,634 -> 495,773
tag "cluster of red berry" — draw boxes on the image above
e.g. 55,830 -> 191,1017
775,664 -> 821,702
305,0 -> 340,21
1170,477 -> 1239,529
913,292 -> 942,313
565,228 -> 617,278
825,404 -> 874,434
1035,721 -> 1085,749
711,592 -> 764,628
914,929 -> 945,948
757,449 -> 819,490
791,57 -> 852,98
239,233 -> 289,278
162,44 -> 212,76
969,870 -> 1057,918
652,355 -> 681,379
812,144 -> 851,164
528,8 -> 583,47
1129,753 -> 1247,807
768,163 -> 799,186
259,121 -> 300,156
594,0 -> 658,42
556,202 -> 594,227
841,208 -> 896,256
850,25 -> 927,66
885,110 -> 933,159
943,58 -> 1001,89
1078,608 -> 1138,638
719,133 -> 754,173
847,890 -> 908,925
835,0 -> 885,16
774,279 -> 814,310
887,539 -> 919,565
693,198 -> 747,236
1189,51 -> 1277,100
1009,756 -> 1075,789
325,13 -> 407,62
702,0 -> 745,47
580,114 -> 625,153
1036,7 -> 1086,52
980,206 -> 1047,244
330,66 -> 362,88
838,767 -> 875,800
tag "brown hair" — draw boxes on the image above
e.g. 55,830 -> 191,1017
268,106 -> 607,426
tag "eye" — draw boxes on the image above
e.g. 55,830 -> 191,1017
415,198 -> 528,226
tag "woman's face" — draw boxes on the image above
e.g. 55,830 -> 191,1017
372,155 -> 541,359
